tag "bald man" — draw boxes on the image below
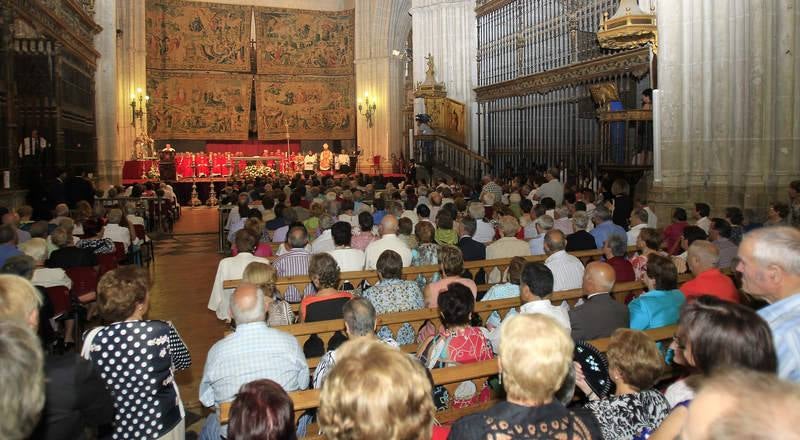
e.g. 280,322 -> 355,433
544,229 -> 585,291
364,215 -> 412,270
680,240 -> 739,303
200,283 -> 309,439
568,261 -> 629,340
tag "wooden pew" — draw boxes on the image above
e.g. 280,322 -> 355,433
217,324 -> 678,429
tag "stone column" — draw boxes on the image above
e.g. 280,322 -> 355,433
354,0 -> 411,169
94,0 -> 118,185
649,0 -> 799,221
410,0 -> 478,150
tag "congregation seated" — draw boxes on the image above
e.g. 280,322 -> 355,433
101,208 -> 136,252
364,215 -> 411,269
456,216 -> 486,261
350,211 -> 376,250
434,210 -> 457,245
569,262 -> 628,341
629,254 -> 686,331
627,207 -> 649,245
578,329 -> 670,440
602,233 -> 636,282
663,207 -> 689,255
2,211 -> 31,244
650,296 -> 777,439
19,238 -> 72,291
411,220 -> 440,267
528,214 -> 553,255
84,267 -> 191,439
544,229 -> 585,291
671,225 -> 708,273
708,217 -> 737,269
482,255 -> 525,302
300,253 -> 352,322
326,221 -> 366,272
423,245 -> 477,307
397,216 -> 417,249
680,240 -> 739,303
486,216 -> 530,282
231,217 -> 273,258
417,283 -> 494,408
241,262 -> 293,326
274,226 -> 314,302
310,214 -> 335,254
226,379 -> 296,440
313,297 -> 398,389
200,282 -> 308,439
209,230 -> 270,320
0,320 -> 46,440
0,223 -> 23,267
468,202 -> 495,243
46,226 -> 97,271
318,338 -> 435,440
630,227 -> 666,280
449,314 -> 601,439
589,205 -> 627,249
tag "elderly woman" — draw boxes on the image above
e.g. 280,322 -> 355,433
449,314 -> 601,438
411,220 -> 440,267
300,253 -> 353,323
102,208 -> 137,253
418,284 -> 494,409
423,245 -> 477,308
648,296 -> 777,440
242,262 -> 293,326
630,227 -> 666,280
629,254 -> 685,331
227,379 -> 296,440
82,266 -> 191,439
319,338 -> 434,440
577,329 -> 670,440
603,233 -> 635,282
362,250 -> 424,345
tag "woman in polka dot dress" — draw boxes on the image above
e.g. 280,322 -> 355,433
82,267 -> 191,440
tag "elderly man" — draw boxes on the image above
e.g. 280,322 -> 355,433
544,230 -> 585,291
102,208 -> 138,252
528,215 -> 554,256
311,214 -> 336,254
708,217 -> 737,269
602,234 -> 635,282
273,226 -> 314,302
49,203 -> 71,225
467,202 -> 494,244
589,205 -> 627,250
534,167 -> 565,206
568,262 -> 628,340
364,215 -> 412,270
200,283 -> 308,440
312,297 -> 398,389
486,216 -> 531,283
627,208 -> 648,246
208,230 -> 270,321
566,211 -> 596,251
736,226 -> 800,382
680,240 -> 739,303
457,217 -> 486,262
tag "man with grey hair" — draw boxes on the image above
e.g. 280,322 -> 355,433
681,240 -> 739,304
528,214 -> 554,256
736,226 -> 800,382
312,297 -> 399,389
602,233 -> 636,282
0,320 -> 45,440
49,203 -> 70,225
627,208 -> 649,246
101,208 -> 136,252
311,214 -> 337,254
544,229 -> 585,291
469,202 -> 495,243
364,215 -> 411,269
566,211 -> 597,251
534,167 -> 564,205
273,226 -> 313,302
200,283 -> 309,439
589,205 -> 627,249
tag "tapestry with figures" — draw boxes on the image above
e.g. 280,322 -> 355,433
147,71 -> 251,140
424,97 -> 466,145
146,0 -> 251,72
255,8 -> 354,76
256,76 -> 354,140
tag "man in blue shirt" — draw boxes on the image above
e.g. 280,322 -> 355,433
589,205 -> 627,249
0,224 -> 22,268
737,226 -> 800,382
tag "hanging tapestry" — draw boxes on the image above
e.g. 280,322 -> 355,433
146,0 -> 251,72
256,76 -> 354,140
147,70 -> 252,140
255,8 -> 354,75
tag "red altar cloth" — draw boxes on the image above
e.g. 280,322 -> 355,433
122,160 -> 158,180
206,142 -> 301,156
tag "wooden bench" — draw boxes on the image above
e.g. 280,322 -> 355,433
217,324 -> 677,430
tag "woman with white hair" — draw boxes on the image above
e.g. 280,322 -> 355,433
449,314 -> 602,439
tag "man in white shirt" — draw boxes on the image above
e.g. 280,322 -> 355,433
311,215 -> 336,254
469,202 -> 495,243
326,221 -> 366,272
543,230 -> 585,291
102,209 -> 135,252
208,231 -> 270,321
400,199 -> 419,229
627,208 -> 649,246
694,202 -> 711,233
534,167 -> 565,206
529,215 -> 554,256
636,199 -> 658,228
364,215 -> 411,269
487,261 -> 570,351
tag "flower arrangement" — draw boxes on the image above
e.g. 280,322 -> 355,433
240,164 -> 275,179
145,164 -> 160,180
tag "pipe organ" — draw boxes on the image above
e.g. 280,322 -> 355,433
475,0 -> 651,184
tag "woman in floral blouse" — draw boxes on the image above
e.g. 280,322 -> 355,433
629,228 -> 667,281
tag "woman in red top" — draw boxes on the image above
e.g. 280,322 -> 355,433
663,207 -> 689,255
300,253 -> 352,322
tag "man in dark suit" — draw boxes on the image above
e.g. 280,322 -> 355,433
458,217 -> 486,285
65,167 -> 95,208
566,211 -> 597,252
569,261 -> 629,340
